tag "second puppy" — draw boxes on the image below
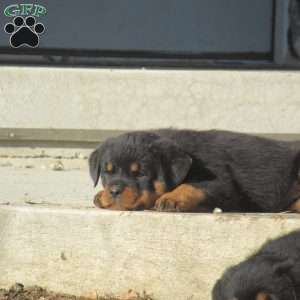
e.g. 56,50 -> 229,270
212,230 -> 300,300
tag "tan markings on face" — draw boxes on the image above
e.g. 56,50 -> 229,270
106,162 -> 113,173
94,187 -> 114,208
153,180 -> 167,196
130,162 -> 139,174
120,186 -> 139,206
256,292 -> 269,300
94,181 -> 164,211
94,186 -> 138,211
93,190 -> 104,208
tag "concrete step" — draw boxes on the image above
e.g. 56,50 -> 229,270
1,165 -> 300,299
0,166 -> 93,208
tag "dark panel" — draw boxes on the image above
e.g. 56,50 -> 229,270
0,0 -> 273,55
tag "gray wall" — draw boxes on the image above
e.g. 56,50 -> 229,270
1,67 -> 300,133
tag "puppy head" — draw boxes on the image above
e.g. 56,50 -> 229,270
212,255 -> 295,300
89,131 -> 192,210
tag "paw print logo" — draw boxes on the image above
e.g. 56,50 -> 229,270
4,16 -> 45,48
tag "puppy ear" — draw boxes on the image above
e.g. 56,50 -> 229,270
151,138 -> 192,188
88,147 -> 102,187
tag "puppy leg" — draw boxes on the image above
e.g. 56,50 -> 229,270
154,183 -> 205,212
155,179 -> 234,212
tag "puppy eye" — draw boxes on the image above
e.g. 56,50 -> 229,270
105,162 -> 114,174
130,162 -> 141,176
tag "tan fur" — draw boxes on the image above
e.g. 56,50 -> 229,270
153,180 -> 167,196
130,162 -> 139,173
289,198 -> 300,212
256,292 -> 269,300
155,183 -> 206,212
94,185 -> 160,211
106,162 -> 113,173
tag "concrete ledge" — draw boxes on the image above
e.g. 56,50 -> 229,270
2,166 -> 300,299
0,166 -> 93,208
1,205 -> 300,300
1,67 -> 300,133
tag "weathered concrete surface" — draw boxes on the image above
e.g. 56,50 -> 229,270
0,205 -> 300,300
2,166 -> 300,299
0,146 -> 92,160
1,67 -> 300,133
0,166 -> 94,208
0,157 -> 88,170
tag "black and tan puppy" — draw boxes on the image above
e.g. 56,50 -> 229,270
212,230 -> 300,300
89,129 -> 300,212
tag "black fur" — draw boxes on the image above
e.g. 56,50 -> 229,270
89,131 -> 192,197
89,129 -> 300,212
212,230 -> 300,300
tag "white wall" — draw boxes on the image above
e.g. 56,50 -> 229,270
1,67 -> 300,133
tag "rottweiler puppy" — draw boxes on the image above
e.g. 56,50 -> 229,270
89,129 -> 300,212
212,230 -> 300,300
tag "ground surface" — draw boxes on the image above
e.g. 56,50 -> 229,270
0,163 -> 95,208
0,284 -> 154,300
2,158 -> 300,300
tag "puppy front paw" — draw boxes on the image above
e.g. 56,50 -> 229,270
154,193 -> 182,211
154,184 -> 206,212
154,193 -> 197,212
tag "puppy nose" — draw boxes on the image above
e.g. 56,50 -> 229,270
109,184 -> 123,198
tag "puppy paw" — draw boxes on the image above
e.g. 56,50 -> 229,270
154,184 -> 205,212
154,193 -> 194,212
